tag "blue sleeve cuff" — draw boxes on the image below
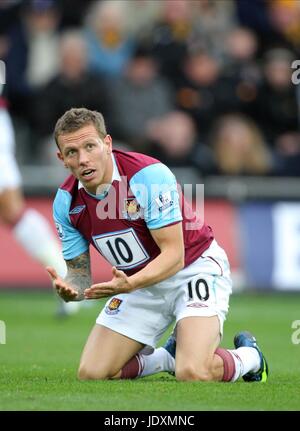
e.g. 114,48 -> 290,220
53,189 -> 89,260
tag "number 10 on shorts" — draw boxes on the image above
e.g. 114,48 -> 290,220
187,278 -> 209,301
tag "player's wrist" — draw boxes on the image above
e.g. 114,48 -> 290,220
127,275 -> 140,292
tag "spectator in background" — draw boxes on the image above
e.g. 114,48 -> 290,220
24,0 -> 60,89
224,27 -> 259,75
221,27 -> 261,118
84,0 -> 134,79
147,111 -> 199,167
107,45 -> 174,152
177,37 -> 260,132
122,0 -> 163,38
144,0 -> 198,88
4,0 -> 61,118
190,0 -> 237,61
267,0 -> 300,54
223,27 -> 261,107
175,49 -> 221,139
33,29 -> 109,162
235,0 -> 279,54
209,114 -> 272,176
253,48 -> 299,171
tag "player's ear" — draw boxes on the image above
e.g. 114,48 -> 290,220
104,134 -> 112,154
57,151 -> 67,167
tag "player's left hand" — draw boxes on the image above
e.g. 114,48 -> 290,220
84,267 -> 134,299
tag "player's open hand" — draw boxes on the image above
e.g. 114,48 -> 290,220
46,266 -> 79,302
84,267 -> 133,299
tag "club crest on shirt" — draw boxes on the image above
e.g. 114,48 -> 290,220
123,198 -> 141,220
155,191 -> 173,212
105,297 -> 123,315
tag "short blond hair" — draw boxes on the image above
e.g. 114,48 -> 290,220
54,107 -> 107,148
211,114 -> 271,175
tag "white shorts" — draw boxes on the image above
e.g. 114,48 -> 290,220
0,108 -> 22,193
96,239 -> 232,348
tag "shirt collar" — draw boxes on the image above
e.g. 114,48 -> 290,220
78,153 -> 121,199
111,152 -> 121,182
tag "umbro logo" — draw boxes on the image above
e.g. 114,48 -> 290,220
69,205 -> 86,215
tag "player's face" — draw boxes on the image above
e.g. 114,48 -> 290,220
57,124 -> 113,194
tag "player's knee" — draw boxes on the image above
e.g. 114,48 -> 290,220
77,363 -> 110,380
0,190 -> 24,225
0,206 -> 22,225
176,364 -> 213,382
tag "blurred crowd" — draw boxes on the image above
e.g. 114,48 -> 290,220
1,0 -> 300,176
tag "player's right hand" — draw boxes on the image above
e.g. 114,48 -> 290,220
46,266 -> 79,302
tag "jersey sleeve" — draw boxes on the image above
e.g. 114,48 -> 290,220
53,189 -> 89,260
129,163 -> 183,229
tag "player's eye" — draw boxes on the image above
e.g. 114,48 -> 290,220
86,143 -> 95,150
66,149 -> 76,156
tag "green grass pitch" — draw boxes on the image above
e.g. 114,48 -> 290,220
0,291 -> 299,411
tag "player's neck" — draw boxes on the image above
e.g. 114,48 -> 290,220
102,155 -> 114,186
84,155 -> 113,196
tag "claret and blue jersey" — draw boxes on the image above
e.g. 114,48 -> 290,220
54,150 -> 213,275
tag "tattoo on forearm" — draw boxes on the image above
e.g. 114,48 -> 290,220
65,251 -> 91,300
